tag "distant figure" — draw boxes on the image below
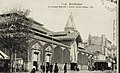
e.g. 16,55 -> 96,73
54,63 -> 59,73
74,65 -> 77,71
43,64 -> 45,72
108,62 -> 112,70
50,63 -> 53,73
76,64 -> 79,71
31,66 -> 36,73
101,65 -> 104,72
88,61 -> 91,70
40,63 -> 43,71
64,63 -> 67,73
4,62 -> 8,73
46,63 -> 49,73
40,63 -> 45,73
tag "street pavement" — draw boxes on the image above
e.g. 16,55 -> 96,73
14,70 -> 117,73
0,70 -> 117,73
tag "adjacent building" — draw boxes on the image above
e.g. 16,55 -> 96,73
85,34 -> 113,57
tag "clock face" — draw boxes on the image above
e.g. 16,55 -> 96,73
101,0 -> 117,12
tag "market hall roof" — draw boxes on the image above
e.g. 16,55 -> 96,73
0,13 -> 52,34
0,13 -> 43,26
0,13 -> 70,48
48,31 -> 82,42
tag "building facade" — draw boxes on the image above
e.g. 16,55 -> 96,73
85,34 -> 113,57
0,12 -> 92,71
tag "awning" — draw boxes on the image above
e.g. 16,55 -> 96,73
78,49 -> 93,55
0,50 -> 9,59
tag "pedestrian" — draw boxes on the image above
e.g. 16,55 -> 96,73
108,62 -> 112,70
46,63 -> 49,73
50,63 -> 53,73
63,63 -> 67,73
31,66 -> 36,73
88,61 -> 90,70
40,63 -> 43,71
101,64 -> 104,72
54,63 -> 59,73
4,61 -> 8,73
76,64 -> 79,71
40,63 -> 45,73
42,64 -> 45,73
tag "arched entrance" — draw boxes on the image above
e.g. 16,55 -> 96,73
53,46 -> 63,63
63,49 -> 70,63
31,42 -> 42,71
43,43 -> 53,65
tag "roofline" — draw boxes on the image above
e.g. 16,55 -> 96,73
29,28 -> 61,42
0,13 -> 43,26
30,36 -> 70,48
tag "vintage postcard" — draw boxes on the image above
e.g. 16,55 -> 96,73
0,0 -> 118,73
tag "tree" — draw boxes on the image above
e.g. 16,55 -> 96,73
0,9 -> 32,73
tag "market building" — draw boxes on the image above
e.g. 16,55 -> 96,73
0,12 -> 92,71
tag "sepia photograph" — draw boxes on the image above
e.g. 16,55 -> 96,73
0,0 -> 118,73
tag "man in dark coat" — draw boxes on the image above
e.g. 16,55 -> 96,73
64,63 -> 67,73
42,64 -> 45,72
54,63 -> 59,73
46,63 -> 49,73
31,66 -> 36,73
50,63 -> 53,73
40,63 -> 45,73
40,63 -> 43,71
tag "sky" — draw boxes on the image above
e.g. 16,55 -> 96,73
0,0 -> 117,42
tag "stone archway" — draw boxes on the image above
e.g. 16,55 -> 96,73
21,49 -> 28,61
78,52 -> 88,70
78,52 -> 82,64
29,39 -> 43,70
63,49 -> 70,63
53,46 -> 63,64
42,43 -> 53,63
29,40 -> 43,49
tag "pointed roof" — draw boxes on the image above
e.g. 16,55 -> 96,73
64,13 -> 77,31
48,31 -> 82,42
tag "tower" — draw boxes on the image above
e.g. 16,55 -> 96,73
64,13 -> 78,70
64,13 -> 77,33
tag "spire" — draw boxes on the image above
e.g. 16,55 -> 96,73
64,12 -> 77,32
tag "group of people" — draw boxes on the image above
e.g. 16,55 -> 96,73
31,63 -> 67,73
40,63 -> 67,73
40,63 -> 58,73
